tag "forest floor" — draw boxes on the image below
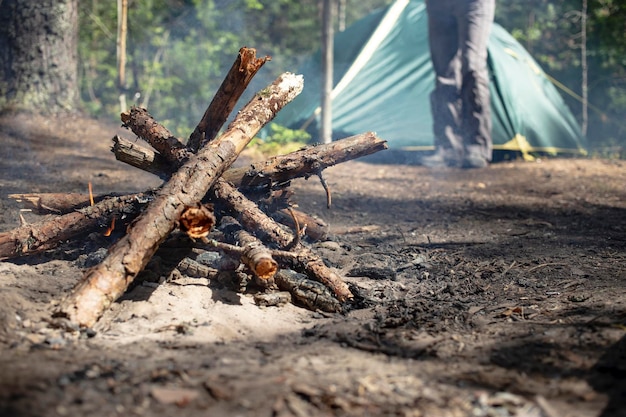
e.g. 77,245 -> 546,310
0,112 -> 625,417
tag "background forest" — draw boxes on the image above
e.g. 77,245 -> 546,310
78,0 -> 626,154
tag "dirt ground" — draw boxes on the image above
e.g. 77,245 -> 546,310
0,112 -> 625,417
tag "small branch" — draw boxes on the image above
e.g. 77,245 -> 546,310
271,208 -> 328,242
284,207 -> 302,250
317,171 -> 332,209
188,47 -> 271,151
120,106 -> 191,165
201,238 -> 298,261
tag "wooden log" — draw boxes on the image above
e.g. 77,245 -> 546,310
113,130 -> 387,190
111,135 -> 173,180
219,216 -> 277,280
0,193 -> 152,260
8,192 -> 108,214
55,72 -> 304,328
188,47 -> 270,152
224,132 -> 387,188
120,106 -> 191,165
212,178 -> 353,302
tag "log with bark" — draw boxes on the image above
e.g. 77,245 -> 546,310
0,193 -> 152,260
187,47 -> 270,151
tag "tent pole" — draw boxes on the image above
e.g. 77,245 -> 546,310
321,0 -> 334,144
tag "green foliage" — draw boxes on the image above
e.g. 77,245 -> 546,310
243,0 -> 264,10
77,0 -> 386,141
249,123 -> 311,156
78,0 -> 269,134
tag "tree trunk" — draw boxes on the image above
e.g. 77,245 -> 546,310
321,0 -> 334,144
0,0 -> 79,113
117,0 -> 128,113
581,0 -> 588,136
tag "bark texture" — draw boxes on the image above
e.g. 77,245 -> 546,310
111,135 -> 174,180
0,0 -> 78,112
120,107 -> 191,165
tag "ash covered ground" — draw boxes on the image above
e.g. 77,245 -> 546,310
1,113 -> 625,417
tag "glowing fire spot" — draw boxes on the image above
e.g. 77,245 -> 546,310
103,217 -> 116,237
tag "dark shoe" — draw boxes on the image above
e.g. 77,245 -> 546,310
420,149 -> 459,168
462,153 -> 488,169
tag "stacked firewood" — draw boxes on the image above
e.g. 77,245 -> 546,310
0,48 -> 387,328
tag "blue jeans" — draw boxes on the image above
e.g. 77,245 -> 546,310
425,0 -> 495,161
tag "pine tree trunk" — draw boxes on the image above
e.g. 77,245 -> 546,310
0,0 -> 79,113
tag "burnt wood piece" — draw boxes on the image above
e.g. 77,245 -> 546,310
8,192 -> 124,214
274,269 -> 342,313
212,179 -> 353,302
0,193 -> 152,260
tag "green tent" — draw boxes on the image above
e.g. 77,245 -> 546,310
272,0 -> 586,159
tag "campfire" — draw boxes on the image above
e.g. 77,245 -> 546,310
0,48 -> 387,328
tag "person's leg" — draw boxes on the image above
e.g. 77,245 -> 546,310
457,0 -> 495,165
425,0 -> 463,164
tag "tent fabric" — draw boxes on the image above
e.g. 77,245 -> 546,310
272,0 -> 586,158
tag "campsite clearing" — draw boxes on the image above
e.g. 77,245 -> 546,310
0,112 -> 625,417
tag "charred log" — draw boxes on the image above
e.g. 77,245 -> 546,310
0,193 -> 152,259
212,179 -> 353,302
